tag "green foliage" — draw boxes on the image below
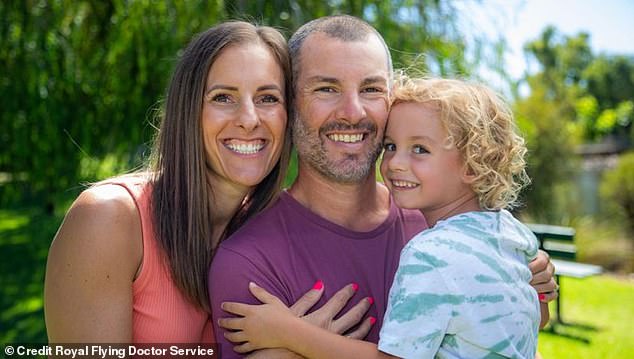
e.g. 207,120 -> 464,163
515,26 -> 634,221
515,77 -> 578,222
600,151 -> 634,234
520,27 -> 634,143
1,0 -> 477,212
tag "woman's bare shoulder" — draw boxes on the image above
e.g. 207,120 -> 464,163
51,184 -> 143,274
45,184 -> 144,341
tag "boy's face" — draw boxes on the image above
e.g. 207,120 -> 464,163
380,102 -> 476,220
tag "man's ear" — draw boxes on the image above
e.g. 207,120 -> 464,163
462,165 -> 477,184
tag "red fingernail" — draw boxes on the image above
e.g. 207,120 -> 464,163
538,294 -> 545,301
313,280 -> 324,290
367,297 -> 374,305
369,316 -> 376,325
351,283 -> 359,291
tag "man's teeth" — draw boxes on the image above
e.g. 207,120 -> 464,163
226,142 -> 264,154
328,133 -> 364,143
392,180 -> 418,188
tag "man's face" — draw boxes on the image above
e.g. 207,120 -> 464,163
292,32 -> 390,183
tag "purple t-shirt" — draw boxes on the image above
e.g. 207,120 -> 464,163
209,191 -> 426,357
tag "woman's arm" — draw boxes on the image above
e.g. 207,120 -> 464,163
529,250 -> 557,299
220,283 -> 396,359
44,185 -> 142,342
539,302 -> 550,329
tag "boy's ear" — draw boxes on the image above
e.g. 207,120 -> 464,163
462,165 -> 477,184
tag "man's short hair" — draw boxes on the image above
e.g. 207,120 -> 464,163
288,15 -> 393,94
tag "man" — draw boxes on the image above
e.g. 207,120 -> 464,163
209,15 -> 555,358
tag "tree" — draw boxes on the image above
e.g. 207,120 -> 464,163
515,26 -> 634,221
2,0 -> 478,211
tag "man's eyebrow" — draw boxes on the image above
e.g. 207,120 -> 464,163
304,76 -> 340,85
361,76 -> 388,86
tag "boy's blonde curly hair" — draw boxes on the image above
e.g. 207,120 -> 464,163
391,75 -> 530,210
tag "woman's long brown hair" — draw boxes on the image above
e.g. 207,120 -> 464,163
150,21 -> 292,312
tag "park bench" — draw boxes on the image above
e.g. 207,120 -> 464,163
527,223 -> 603,328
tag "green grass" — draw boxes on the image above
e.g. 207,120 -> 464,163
538,275 -> 634,358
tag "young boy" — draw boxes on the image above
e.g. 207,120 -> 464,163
218,77 -> 546,358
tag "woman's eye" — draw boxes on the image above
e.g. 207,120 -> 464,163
413,145 -> 428,154
259,94 -> 280,104
384,143 -> 396,152
211,94 -> 232,103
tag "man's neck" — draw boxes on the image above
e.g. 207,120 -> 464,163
288,163 -> 391,232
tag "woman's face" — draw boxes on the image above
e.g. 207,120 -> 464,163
202,42 -> 287,192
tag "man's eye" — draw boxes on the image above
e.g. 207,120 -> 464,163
316,87 -> 336,93
384,143 -> 396,151
413,145 -> 428,154
363,87 -> 383,93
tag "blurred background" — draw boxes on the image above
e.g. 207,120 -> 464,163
1,1 -> 632,357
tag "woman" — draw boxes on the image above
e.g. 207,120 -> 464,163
44,21 -> 293,342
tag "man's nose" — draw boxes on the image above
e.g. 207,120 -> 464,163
335,92 -> 366,123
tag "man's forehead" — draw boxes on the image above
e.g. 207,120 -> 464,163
298,33 -> 390,80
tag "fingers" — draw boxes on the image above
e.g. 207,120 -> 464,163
331,296 -> 373,333
530,268 -> 552,286
221,301 -> 253,316
345,316 -> 376,340
218,317 -> 244,330
539,289 -> 559,303
249,282 -> 283,305
528,249 -> 550,275
317,283 -> 358,318
224,330 -> 248,344
289,280 -> 325,316
530,252 -> 556,286
233,341 -> 257,354
532,277 -> 558,293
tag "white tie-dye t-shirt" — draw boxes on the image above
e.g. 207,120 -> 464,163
378,210 -> 540,359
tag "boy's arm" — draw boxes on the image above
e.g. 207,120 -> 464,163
220,283 -> 395,359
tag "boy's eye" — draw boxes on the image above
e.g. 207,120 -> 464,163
413,145 -> 428,154
383,143 -> 396,152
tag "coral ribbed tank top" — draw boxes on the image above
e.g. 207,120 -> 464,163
112,177 -> 214,343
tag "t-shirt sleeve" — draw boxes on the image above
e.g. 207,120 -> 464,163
378,236 -> 455,358
209,244 -> 290,358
